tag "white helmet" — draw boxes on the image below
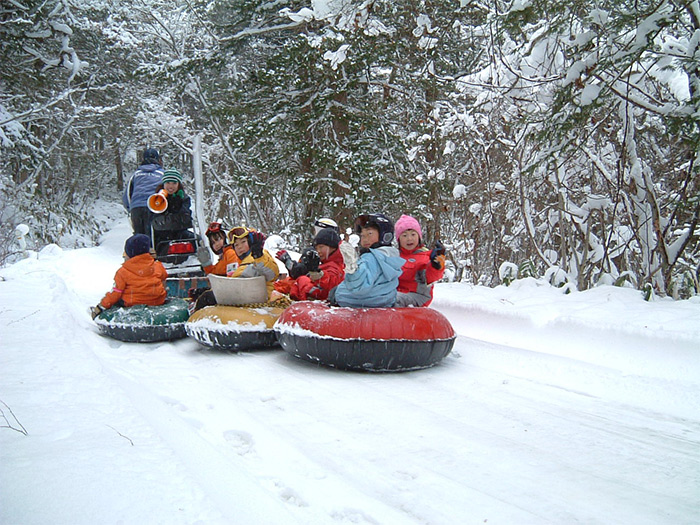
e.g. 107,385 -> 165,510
313,217 -> 339,236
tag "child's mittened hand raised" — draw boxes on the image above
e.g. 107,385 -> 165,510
250,231 -> 266,258
301,249 -> 321,273
339,242 -> 358,274
196,246 -> 212,266
276,250 -> 294,271
289,262 -> 308,279
430,240 -> 446,269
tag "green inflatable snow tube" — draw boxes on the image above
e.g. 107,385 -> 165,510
95,298 -> 190,343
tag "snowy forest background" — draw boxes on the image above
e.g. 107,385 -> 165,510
1,0 -> 699,298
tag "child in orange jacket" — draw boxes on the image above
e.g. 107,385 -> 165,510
197,222 -> 242,276
393,214 -> 445,307
91,234 -> 168,318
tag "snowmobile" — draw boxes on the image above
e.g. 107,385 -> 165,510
95,137 -> 212,342
148,183 -> 209,299
151,232 -> 209,299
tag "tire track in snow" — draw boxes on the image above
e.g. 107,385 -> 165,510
92,342 -> 421,524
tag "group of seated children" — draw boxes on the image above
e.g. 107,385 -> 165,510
195,212 -> 446,309
93,203 -> 446,317
192,224 -> 279,311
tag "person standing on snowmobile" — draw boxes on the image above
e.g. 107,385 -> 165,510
122,148 -> 164,239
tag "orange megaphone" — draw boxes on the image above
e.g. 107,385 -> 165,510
147,189 -> 169,213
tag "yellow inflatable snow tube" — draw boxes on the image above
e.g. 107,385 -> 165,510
185,304 -> 286,351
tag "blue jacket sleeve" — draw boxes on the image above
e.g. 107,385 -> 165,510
122,176 -> 133,210
342,252 -> 381,292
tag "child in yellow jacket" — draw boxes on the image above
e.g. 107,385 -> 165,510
227,226 -> 280,299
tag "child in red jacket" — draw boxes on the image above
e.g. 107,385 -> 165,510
274,217 -> 341,295
91,234 -> 168,318
277,228 -> 345,301
393,215 -> 445,307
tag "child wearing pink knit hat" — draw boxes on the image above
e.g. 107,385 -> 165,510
394,214 -> 446,307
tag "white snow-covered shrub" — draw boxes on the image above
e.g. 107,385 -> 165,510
453,184 -> 467,200
545,266 -> 568,287
499,261 -> 518,286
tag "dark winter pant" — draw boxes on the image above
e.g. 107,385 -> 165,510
194,290 -> 217,312
130,207 -> 154,238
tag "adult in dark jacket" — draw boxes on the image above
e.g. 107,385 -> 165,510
150,168 -> 194,254
122,148 -> 164,238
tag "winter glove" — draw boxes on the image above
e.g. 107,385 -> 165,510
302,249 -> 322,280
339,242 -> 358,274
275,250 -> 295,272
90,304 -> 105,320
249,231 -> 266,259
168,193 -> 183,212
196,245 -> 212,267
289,262 -> 308,280
188,287 -> 207,301
301,249 -> 321,273
430,240 -> 446,270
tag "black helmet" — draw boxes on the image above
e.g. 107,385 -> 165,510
354,213 -> 394,247
142,148 -> 160,164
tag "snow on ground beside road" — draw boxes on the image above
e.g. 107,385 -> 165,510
432,280 -> 700,422
1,215 -> 699,524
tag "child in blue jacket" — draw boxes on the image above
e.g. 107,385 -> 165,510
332,213 -> 405,308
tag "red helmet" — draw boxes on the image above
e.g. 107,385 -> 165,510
206,222 -> 225,237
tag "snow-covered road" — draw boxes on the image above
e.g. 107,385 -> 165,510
1,219 -> 699,524
81,330 -> 699,525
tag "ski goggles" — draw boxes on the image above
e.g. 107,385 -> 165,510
206,222 -> 224,236
314,218 -> 338,230
227,226 -> 250,243
354,214 -> 372,234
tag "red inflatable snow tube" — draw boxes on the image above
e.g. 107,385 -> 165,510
274,301 -> 456,372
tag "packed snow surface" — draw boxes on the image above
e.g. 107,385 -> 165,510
1,218 -> 699,524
